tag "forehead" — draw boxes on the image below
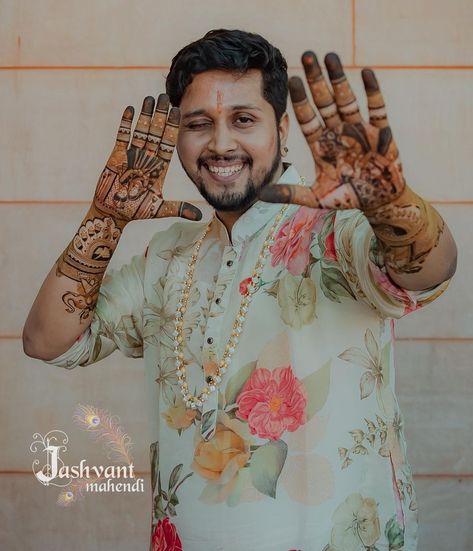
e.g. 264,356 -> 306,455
179,69 -> 267,110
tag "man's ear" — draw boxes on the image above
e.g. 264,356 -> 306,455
278,111 -> 290,148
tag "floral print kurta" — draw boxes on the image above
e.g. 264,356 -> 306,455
48,165 -> 449,551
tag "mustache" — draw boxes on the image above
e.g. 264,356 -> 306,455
198,155 -> 252,168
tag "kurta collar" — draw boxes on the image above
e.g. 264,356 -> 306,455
212,163 -> 303,247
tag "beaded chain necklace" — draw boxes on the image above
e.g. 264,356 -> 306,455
172,202 -> 292,410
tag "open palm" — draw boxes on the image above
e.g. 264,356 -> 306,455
259,52 -> 406,212
94,94 -> 201,222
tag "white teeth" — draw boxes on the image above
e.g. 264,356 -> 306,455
207,164 -> 243,176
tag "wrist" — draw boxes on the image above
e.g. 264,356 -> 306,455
88,202 -> 129,231
56,205 -> 125,283
363,185 -> 445,274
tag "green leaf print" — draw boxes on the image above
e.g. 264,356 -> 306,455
302,360 -> 331,420
225,361 -> 257,406
153,464 -> 193,521
168,464 -> 183,492
200,409 -> 217,438
149,441 -> 159,494
250,439 -> 288,498
320,266 -> 356,303
385,515 -> 405,549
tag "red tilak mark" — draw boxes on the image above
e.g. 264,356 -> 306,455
216,90 -> 224,114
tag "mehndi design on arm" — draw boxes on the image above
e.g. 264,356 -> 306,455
56,212 -> 123,320
259,52 -> 445,274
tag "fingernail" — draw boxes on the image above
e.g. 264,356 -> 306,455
289,77 -> 306,103
181,202 -> 202,221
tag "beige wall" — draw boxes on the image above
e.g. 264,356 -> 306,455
1,1 -> 472,549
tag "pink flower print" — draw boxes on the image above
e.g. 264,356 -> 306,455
323,231 -> 337,262
368,261 -> 418,315
239,277 -> 253,296
236,366 -> 307,440
151,517 -> 183,551
271,207 -> 326,276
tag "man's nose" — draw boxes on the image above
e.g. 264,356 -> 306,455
206,122 -> 238,156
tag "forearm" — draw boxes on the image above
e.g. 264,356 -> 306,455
23,205 -> 126,360
364,185 -> 457,291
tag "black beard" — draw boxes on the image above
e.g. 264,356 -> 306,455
179,138 -> 282,212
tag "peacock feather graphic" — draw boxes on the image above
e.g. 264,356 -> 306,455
72,403 -> 134,465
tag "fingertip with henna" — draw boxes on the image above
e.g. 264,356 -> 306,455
361,68 -> 380,92
324,52 -> 344,79
142,96 -> 156,114
156,93 -> 170,110
258,185 -> 291,204
301,51 -> 322,79
168,107 -> 181,125
180,202 -> 203,221
301,50 -> 317,66
288,77 -> 306,103
123,106 -> 135,120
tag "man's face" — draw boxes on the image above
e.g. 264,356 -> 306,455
176,69 -> 289,212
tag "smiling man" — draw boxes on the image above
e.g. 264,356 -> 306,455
176,68 -> 287,218
23,29 -> 456,550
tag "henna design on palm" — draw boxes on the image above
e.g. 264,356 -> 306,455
259,52 -> 403,211
259,52 -> 444,274
95,94 -> 202,222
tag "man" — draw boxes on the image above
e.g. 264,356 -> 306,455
23,29 -> 456,551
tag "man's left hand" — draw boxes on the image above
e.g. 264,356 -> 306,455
259,51 -> 405,212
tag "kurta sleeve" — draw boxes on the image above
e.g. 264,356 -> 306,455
44,253 -> 146,369
331,209 -> 450,319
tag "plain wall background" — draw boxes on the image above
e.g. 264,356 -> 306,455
1,1 -> 472,549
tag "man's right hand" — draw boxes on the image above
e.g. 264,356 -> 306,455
94,93 -> 202,223
22,94 -> 202,362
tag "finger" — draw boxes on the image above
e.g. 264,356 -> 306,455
115,106 -> 134,149
258,183 -> 320,208
362,68 -> 389,128
301,51 -> 341,128
157,107 -> 180,162
155,200 -> 203,221
289,77 -> 324,155
131,96 -> 155,149
325,53 -> 362,124
145,93 -> 169,155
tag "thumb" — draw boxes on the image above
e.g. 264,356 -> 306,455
155,200 -> 203,221
258,184 -> 320,208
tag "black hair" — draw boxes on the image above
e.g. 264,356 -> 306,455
165,29 -> 288,122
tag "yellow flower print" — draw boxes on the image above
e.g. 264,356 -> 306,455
330,493 -> 381,550
161,396 -> 198,431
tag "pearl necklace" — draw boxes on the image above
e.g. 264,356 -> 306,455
173,203 -> 290,410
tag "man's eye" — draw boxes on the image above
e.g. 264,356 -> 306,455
235,116 -> 254,125
187,122 -> 211,130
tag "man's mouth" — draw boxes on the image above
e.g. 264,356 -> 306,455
202,161 -> 248,182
